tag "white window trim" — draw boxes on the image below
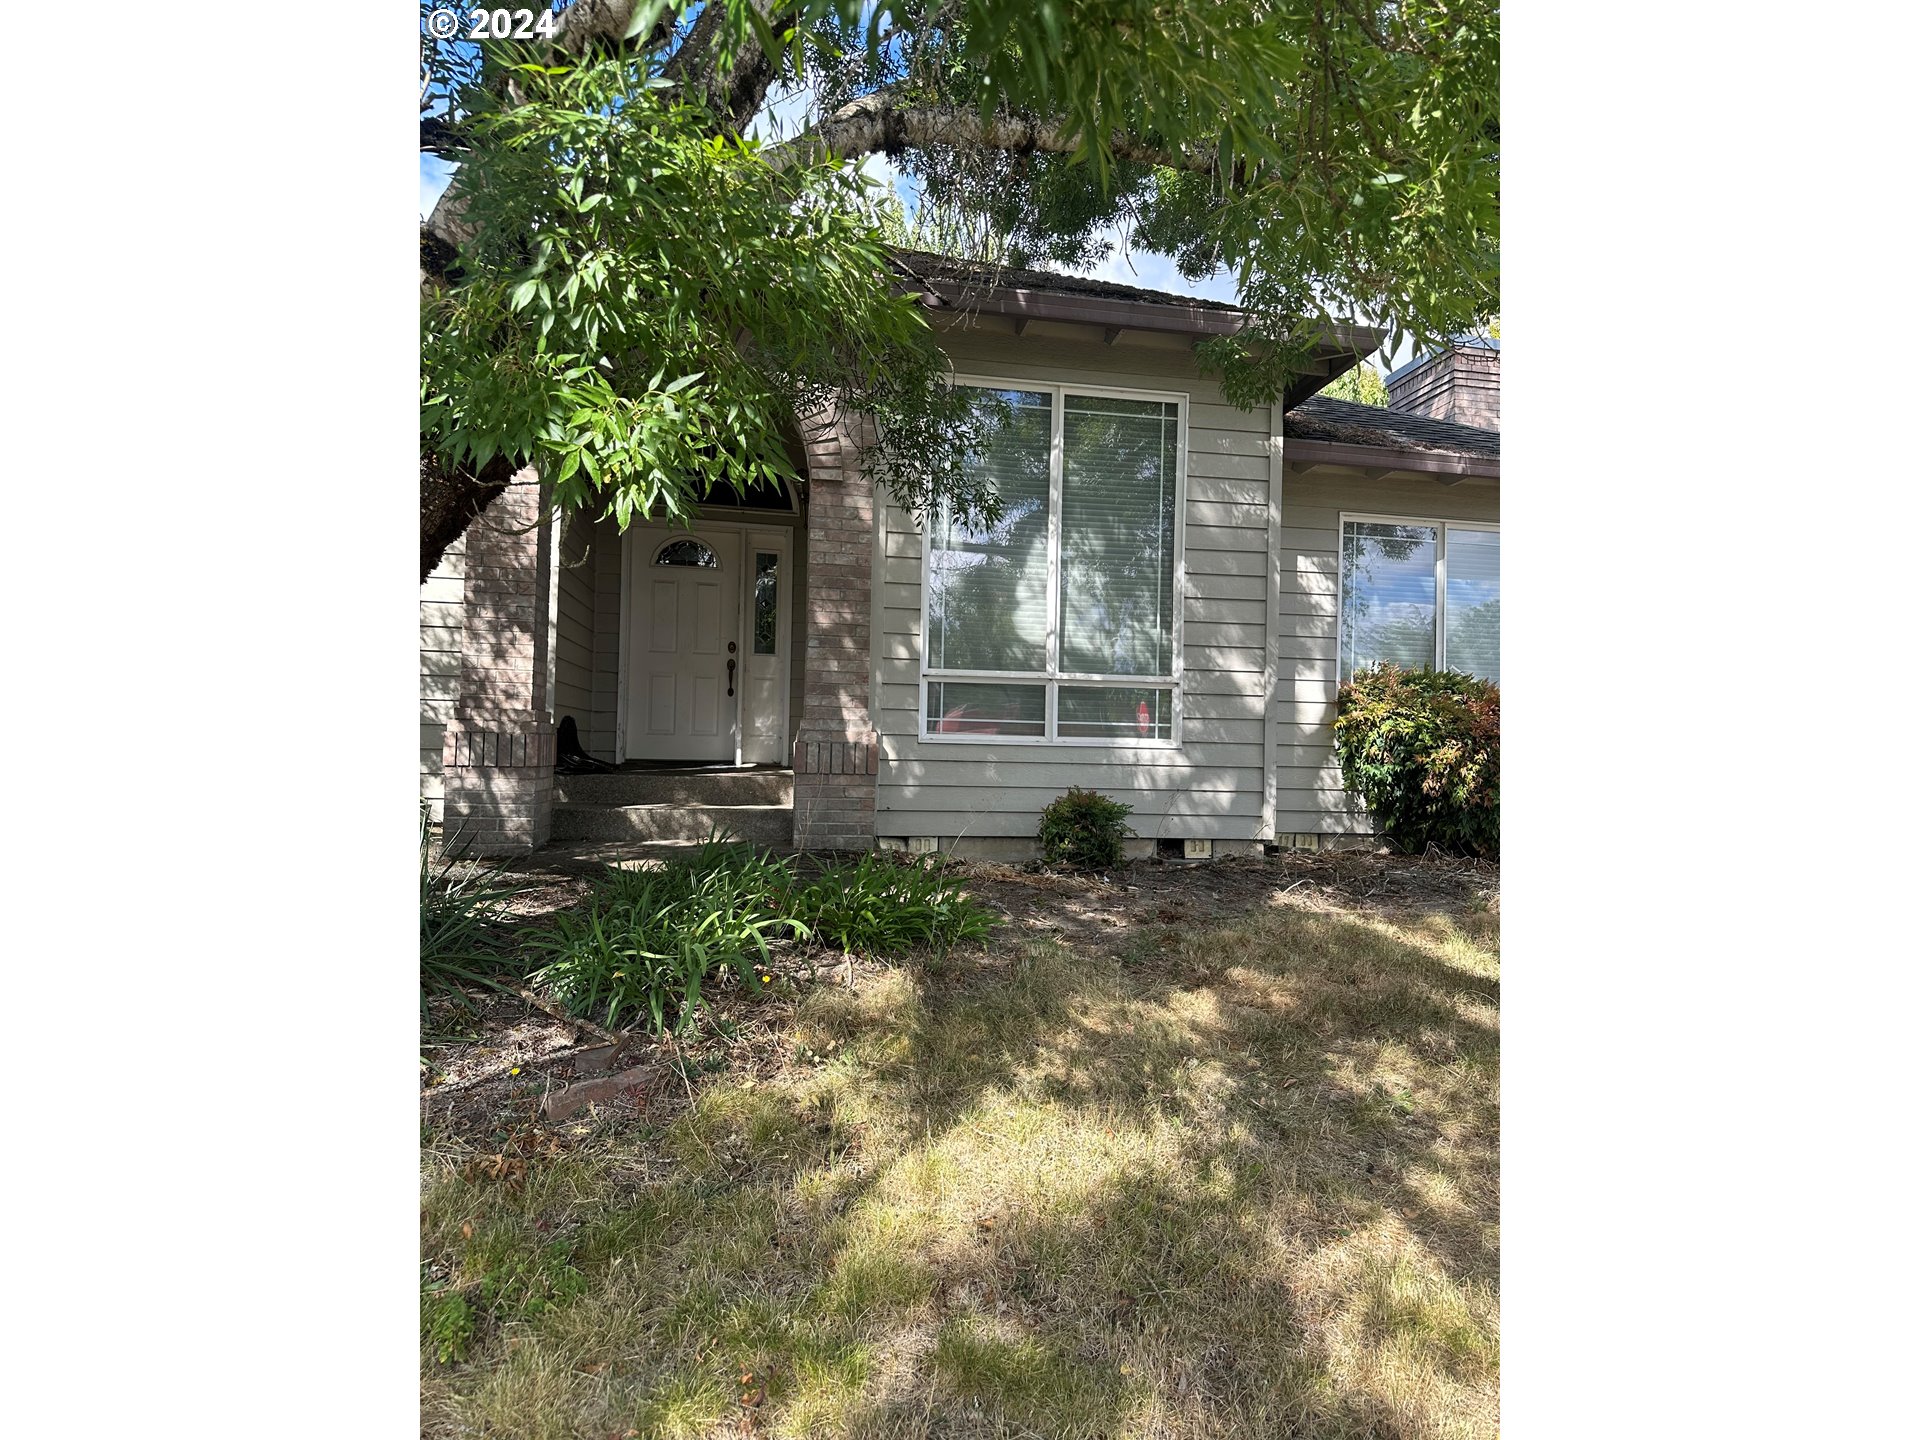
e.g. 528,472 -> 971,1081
1337,511 -> 1500,680
920,376 -> 1189,747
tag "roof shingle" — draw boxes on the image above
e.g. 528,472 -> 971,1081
1284,396 -> 1499,460
888,248 -> 1243,313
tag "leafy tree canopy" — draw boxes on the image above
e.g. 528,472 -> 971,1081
1321,364 -> 1390,407
420,0 -> 1499,577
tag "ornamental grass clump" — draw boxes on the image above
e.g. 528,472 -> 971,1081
1333,664 -> 1499,857
787,850 -> 997,955
521,838 -> 996,1034
521,838 -> 799,1034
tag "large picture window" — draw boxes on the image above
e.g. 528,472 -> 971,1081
923,382 -> 1184,744
1339,516 -> 1500,683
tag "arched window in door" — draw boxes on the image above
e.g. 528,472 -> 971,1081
654,538 -> 719,568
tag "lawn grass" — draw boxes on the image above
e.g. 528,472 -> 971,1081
422,870 -> 1499,1438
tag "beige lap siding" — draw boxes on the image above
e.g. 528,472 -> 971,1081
584,517 -> 623,760
419,533 -> 467,821
874,328 -> 1277,845
1270,466 -> 1499,836
554,513 -> 596,742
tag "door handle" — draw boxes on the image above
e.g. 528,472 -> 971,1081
727,657 -> 736,697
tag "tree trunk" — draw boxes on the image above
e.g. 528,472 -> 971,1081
420,451 -> 517,583
773,94 -> 1211,176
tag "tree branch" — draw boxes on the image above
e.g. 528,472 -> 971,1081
421,1 -> 787,251
661,0 -> 794,132
550,0 -> 675,55
770,93 -> 1217,177
421,450 -> 517,582
420,113 -> 468,154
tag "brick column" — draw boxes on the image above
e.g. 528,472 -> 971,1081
792,407 -> 879,851
441,469 -> 557,856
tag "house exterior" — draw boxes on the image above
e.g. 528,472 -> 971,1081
420,254 -> 1500,857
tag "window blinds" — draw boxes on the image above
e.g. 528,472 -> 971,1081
926,389 -> 1052,673
1341,522 -> 1440,675
1443,528 -> 1500,683
1339,520 -> 1500,683
1059,395 -> 1178,678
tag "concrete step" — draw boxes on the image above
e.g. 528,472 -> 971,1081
550,802 -> 794,846
554,768 -> 793,808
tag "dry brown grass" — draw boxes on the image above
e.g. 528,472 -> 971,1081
422,862 -> 1499,1438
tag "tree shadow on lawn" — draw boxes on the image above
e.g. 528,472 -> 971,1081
422,877 -> 1500,1440
887,897 -> 1499,1273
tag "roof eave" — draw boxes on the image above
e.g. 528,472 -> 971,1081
1284,437 -> 1499,483
913,280 -> 1383,369
918,282 -> 1243,336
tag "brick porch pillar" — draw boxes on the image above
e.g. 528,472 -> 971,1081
792,407 -> 879,851
441,468 -> 557,856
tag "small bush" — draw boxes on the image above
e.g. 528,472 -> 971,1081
1333,664 -> 1499,857
521,838 -> 996,1033
1037,787 -> 1135,869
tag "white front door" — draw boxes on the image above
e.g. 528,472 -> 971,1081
627,528 -> 741,762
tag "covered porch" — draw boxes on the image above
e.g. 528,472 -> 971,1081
429,408 -> 881,856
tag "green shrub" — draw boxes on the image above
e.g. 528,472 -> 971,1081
420,806 -> 528,1018
1333,664 -> 1499,857
521,839 -> 996,1032
790,851 -> 998,955
1037,787 -> 1135,869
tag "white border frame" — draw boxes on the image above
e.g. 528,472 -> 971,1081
1336,511 -> 1501,680
918,376 -> 1189,748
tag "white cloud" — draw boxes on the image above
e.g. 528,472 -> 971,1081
858,149 -> 901,194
